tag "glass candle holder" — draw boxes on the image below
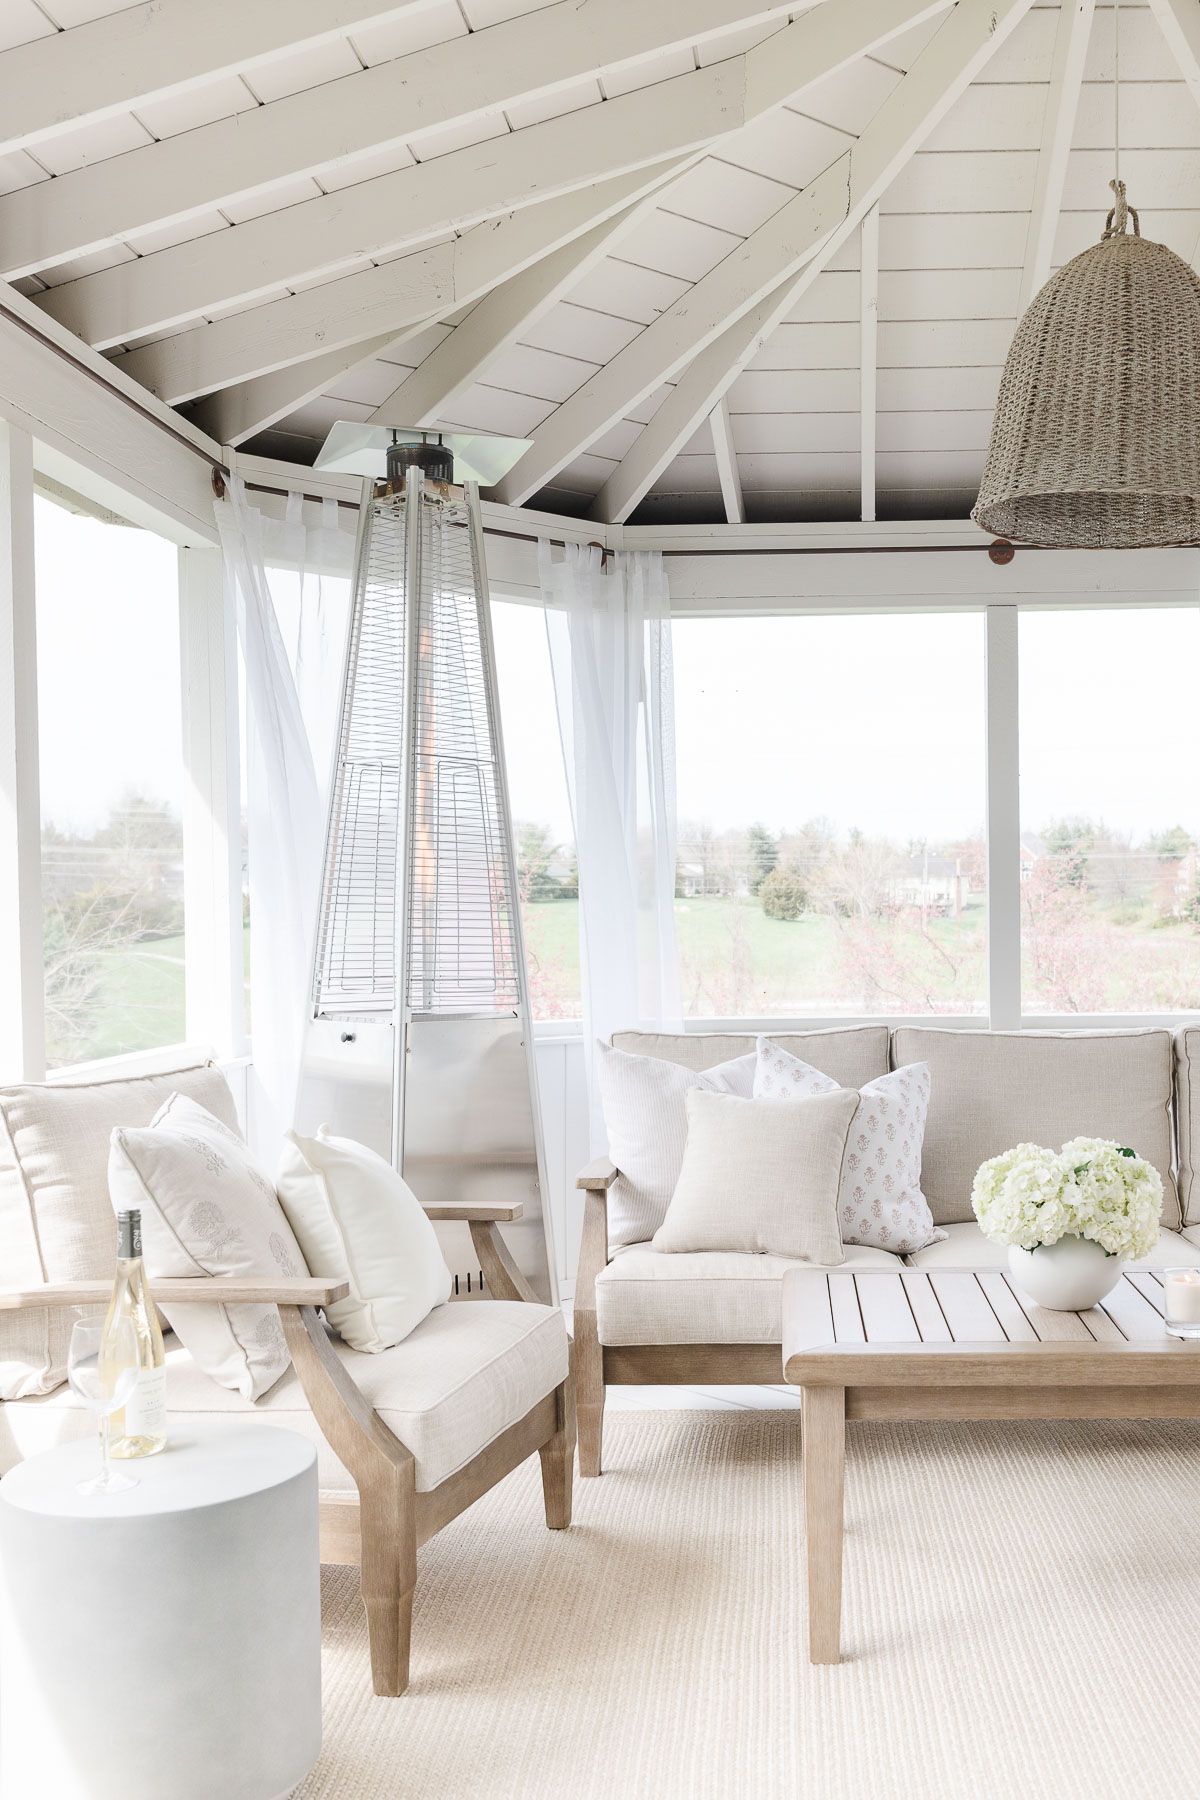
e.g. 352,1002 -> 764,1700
1162,1268 -> 1200,1339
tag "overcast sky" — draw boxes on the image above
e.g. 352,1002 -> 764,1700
32,494 -> 1200,855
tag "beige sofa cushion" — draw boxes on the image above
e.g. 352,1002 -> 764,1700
594,1242 -> 903,1347
904,1221 -> 1200,1271
0,1301 -> 568,1494
0,1059 -> 239,1400
891,1027 -> 1179,1229
1175,1028 -> 1200,1226
613,1026 -> 889,1081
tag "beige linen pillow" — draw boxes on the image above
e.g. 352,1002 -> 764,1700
109,1094 -> 307,1400
652,1088 -> 856,1262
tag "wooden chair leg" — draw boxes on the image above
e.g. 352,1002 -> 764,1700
574,1305 -> 604,1478
539,1372 -> 576,1529
359,1461 -> 418,1696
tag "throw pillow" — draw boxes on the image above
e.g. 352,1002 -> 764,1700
108,1094 -> 306,1400
596,1039 -> 757,1248
754,1038 -> 944,1254
276,1129 -> 451,1353
652,1088 -> 856,1260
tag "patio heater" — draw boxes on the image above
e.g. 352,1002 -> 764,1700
298,424 -> 556,1303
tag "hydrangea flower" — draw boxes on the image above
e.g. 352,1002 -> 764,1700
972,1137 -> 1161,1259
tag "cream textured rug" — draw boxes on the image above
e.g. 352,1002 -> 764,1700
296,1412 -> 1200,1800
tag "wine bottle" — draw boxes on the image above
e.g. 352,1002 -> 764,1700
104,1209 -> 167,1459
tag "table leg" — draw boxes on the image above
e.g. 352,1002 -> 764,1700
802,1384 -> 845,1664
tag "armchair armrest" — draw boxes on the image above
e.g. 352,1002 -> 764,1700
0,1278 -> 350,1312
421,1200 -> 523,1222
576,1158 -> 618,1194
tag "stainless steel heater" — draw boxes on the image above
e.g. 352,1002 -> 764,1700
298,425 -> 556,1303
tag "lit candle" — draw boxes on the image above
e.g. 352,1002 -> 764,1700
1164,1268 -> 1200,1336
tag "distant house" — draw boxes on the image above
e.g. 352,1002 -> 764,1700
1019,835 -> 1047,881
677,862 -> 705,899
887,853 -> 970,915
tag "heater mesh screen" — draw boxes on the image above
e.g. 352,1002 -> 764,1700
312,488 -> 521,1018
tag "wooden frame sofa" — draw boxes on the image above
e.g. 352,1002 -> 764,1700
574,1024 -> 1200,1477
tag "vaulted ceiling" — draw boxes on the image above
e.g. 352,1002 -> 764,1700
1,0 -> 1197,523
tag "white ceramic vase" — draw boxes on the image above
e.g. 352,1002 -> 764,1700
1007,1235 -> 1123,1311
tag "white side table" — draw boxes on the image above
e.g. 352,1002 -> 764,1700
0,1421 -> 321,1800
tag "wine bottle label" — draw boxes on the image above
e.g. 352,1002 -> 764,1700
123,1365 -> 167,1440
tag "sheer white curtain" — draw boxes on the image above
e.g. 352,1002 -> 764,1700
214,477 -> 354,1159
539,542 -> 681,1145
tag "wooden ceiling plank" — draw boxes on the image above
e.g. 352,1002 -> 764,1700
0,1 -> 441,159
587,0 -> 1037,524
1148,0 -> 1200,112
709,394 -> 745,523
0,0 -> 799,281
1019,0 -> 1096,314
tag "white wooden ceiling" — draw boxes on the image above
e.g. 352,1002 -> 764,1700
1,0 -> 1197,523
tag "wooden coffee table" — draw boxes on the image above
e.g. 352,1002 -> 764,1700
782,1265 -> 1200,1664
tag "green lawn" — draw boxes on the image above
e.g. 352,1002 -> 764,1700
50,926 -> 252,1067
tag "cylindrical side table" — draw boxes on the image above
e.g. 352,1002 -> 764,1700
0,1422 -> 321,1800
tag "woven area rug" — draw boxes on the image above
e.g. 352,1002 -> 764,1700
296,1411 -> 1200,1800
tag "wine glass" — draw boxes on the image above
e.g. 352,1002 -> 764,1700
67,1316 -> 140,1496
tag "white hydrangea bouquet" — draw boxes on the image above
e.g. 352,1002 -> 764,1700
972,1138 -> 1163,1309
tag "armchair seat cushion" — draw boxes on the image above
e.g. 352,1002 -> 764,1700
594,1243 -> 904,1347
904,1221 -> 1200,1271
0,1301 -> 568,1495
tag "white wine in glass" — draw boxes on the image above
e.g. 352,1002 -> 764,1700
67,1316 -> 139,1496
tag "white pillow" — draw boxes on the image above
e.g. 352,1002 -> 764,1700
754,1038 -> 945,1254
108,1094 -> 306,1400
653,1088 -> 855,1262
276,1129 -> 451,1353
596,1039 -> 757,1247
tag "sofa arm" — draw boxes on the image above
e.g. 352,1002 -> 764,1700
0,1277 -> 350,1311
576,1158 -> 618,1194
421,1200 -> 523,1222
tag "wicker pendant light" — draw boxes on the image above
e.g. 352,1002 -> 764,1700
973,179 -> 1200,547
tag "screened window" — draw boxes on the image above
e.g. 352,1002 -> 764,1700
35,495 -> 185,1067
1019,607 -> 1200,1014
672,612 -> 988,1017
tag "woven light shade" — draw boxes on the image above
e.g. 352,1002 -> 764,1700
973,183 -> 1200,547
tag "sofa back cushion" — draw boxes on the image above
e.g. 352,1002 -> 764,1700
1174,1028 -> 1200,1226
891,1026 -> 1178,1227
603,1028 -> 889,1249
0,1059 -> 239,1399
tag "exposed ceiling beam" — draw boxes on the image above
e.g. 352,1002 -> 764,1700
1148,0 -> 1200,111
1019,0 -> 1095,314
860,205 -> 879,523
0,1 -> 440,158
709,397 -> 744,525
0,0 -> 799,282
118,163 -> 688,407
39,63 -> 736,351
367,210 -> 647,429
587,0 -> 1037,524
36,0 -> 951,352
190,339 -> 401,450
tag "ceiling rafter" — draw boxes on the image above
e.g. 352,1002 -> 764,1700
0,0 -> 798,283
39,61 -> 739,351
860,205 -> 879,524
35,0 -> 951,354
0,0 -> 438,158
709,396 -> 745,524
120,163 -> 688,408
1147,0 -> 1200,112
586,0 -> 1038,525
1019,0 -> 1096,315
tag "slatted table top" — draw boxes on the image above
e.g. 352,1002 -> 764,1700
782,1267 -> 1200,1389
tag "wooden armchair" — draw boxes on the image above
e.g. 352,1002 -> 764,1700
0,1198 -> 575,1698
